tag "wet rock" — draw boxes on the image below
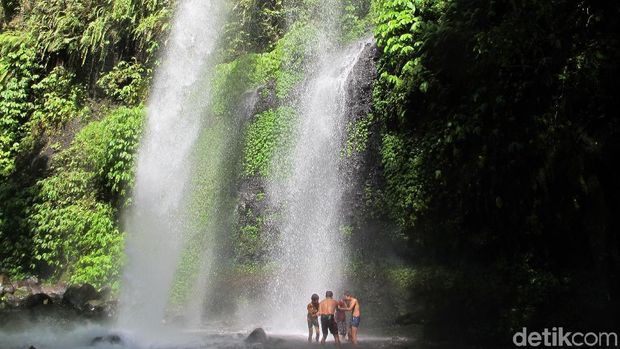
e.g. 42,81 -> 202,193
83,299 -> 117,319
13,286 -> 32,299
91,334 -> 122,345
63,283 -> 99,310
48,292 -> 63,304
23,293 -> 53,308
4,284 -> 15,293
0,283 -> 15,296
245,327 -> 268,344
4,293 -> 21,307
98,286 -> 112,301
15,276 -> 39,289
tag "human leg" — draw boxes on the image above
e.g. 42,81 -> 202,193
330,319 -> 341,345
320,316 -> 330,344
350,316 -> 361,345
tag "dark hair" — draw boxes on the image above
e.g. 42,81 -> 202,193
344,290 -> 352,296
311,294 -> 319,301
326,291 -> 333,298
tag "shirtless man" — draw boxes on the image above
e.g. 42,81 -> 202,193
340,291 -> 361,345
317,291 -> 341,345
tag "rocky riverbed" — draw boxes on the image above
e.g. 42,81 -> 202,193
0,274 -> 116,329
1,276 -> 422,349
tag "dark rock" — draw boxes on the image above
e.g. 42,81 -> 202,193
23,293 -> 53,308
15,276 -> 39,288
98,286 -> 112,301
4,293 -> 21,307
5,286 -> 32,307
4,284 -> 15,294
48,292 -> 63,304
0,283 -> 15,296
91,334 -> 122,345
245,327 -> 268,344
82,299 -> 117,319
63,284 -> 99,310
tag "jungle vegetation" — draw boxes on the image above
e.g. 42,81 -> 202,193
1,0 -> 618,345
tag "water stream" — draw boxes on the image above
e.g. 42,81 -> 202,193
264,38 -> 371,331
117,0 -> 224,337
0,0 -> 381,347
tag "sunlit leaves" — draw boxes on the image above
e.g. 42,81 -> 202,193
28,106 -> 144,286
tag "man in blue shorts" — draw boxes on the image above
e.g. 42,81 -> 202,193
340,291 -> 361,345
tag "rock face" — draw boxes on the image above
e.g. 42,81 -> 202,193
23,293 -> 53,308
245,327 -> 268,344
62,283 -> 99,310
0,281 -> 117,327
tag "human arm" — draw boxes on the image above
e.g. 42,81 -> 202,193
339,299 -> 356,311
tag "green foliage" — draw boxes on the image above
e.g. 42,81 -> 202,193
0,33 -> 40,177
343,114 -> 373,156
243,107 -> 296,177
28,106 -> 144,287
26,0 -> 172,68
252,22 -> 318,99
220,0 -> 285,58
31,66 -> 88,126
340,0 -> 372,43
369,0 -> 620,343
97,60 -> 149,105
211,54 -> 259,117
372,0 -> 442,120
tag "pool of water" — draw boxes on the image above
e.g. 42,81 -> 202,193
0,324 -> 416,349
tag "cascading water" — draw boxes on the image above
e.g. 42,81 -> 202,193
265,38 -> 371,331
118,0 -> 224,336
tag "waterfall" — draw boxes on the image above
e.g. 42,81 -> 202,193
117,0 -> 224,335
264,38 -> 371,331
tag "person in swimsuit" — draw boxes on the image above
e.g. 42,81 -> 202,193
307,294 -> 320,342
336,298 -> 348,341
340,291 -> 361,345
318,290 -> 341,345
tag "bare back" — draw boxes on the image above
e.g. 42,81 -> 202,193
318,298 -> 338,316
350,298 -> 361,317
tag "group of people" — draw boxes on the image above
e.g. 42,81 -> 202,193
307,291 -> 361,345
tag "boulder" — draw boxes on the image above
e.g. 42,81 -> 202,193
4,293 -> 21,307
245,328 -> 268,344
63,284 -> 99,310
1,283 -> 15,295
91,334 -> 122,346
13,286 -> 32,299
23,293 -> 53,308
48,292 -> 63,304
15,276 -> 39,288
98,286 -> 112,301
